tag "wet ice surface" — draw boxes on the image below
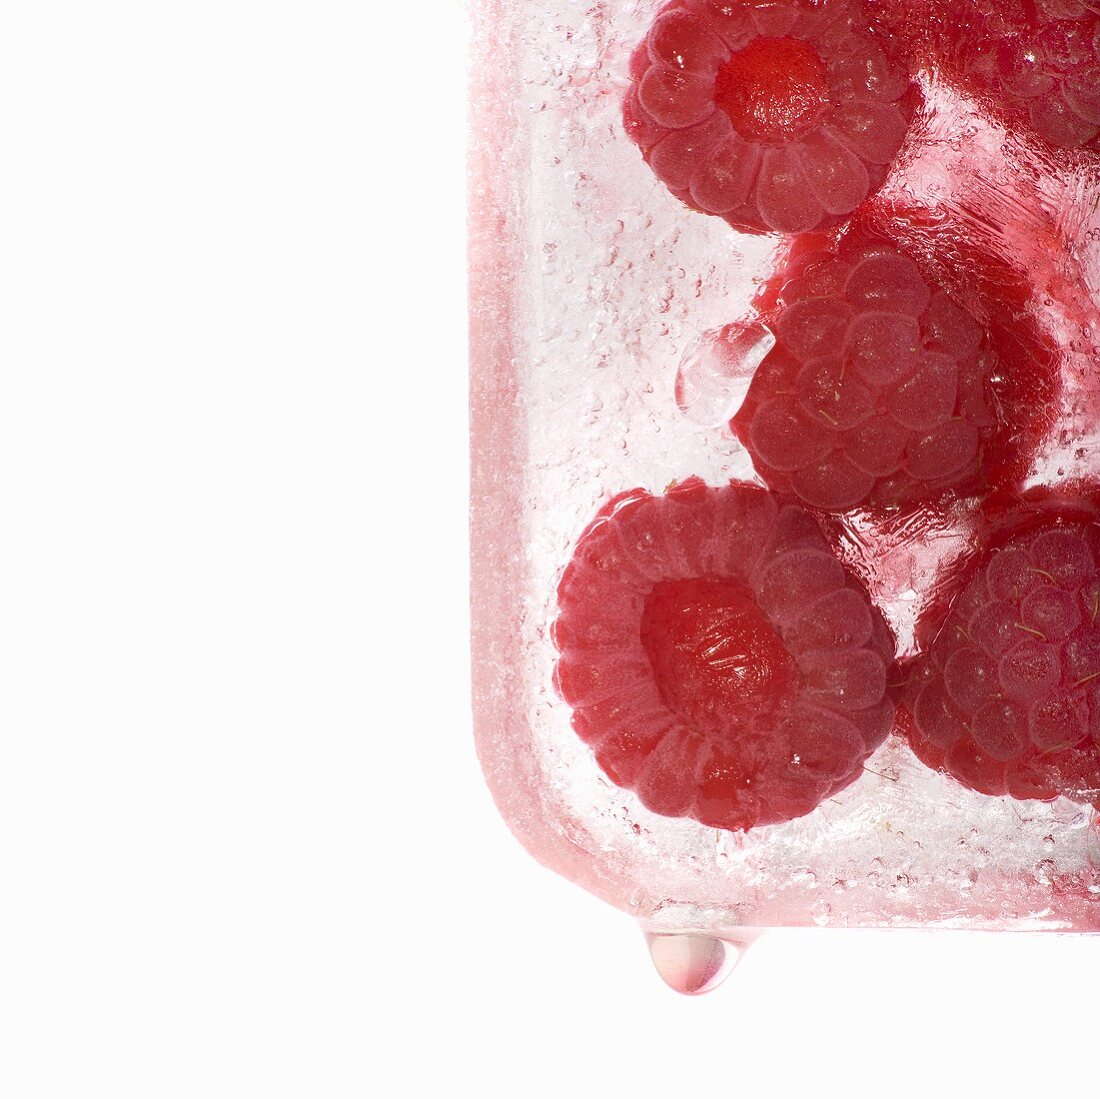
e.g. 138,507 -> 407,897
675,317 -> 776,428
477,1 -> 1100,933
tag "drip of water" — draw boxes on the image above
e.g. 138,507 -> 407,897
643,931 -> 755,995
674,317 -> 776,429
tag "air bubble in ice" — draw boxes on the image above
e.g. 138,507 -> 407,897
674,317 -> 776,428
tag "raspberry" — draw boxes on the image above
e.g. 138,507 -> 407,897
730,230 -> 1048,512
623,0 -> 915,235
892,0 -> 1100,151
901,517 -> 1100,807
553,479 -> 897,831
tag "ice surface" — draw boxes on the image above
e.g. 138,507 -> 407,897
675,317 -> 776,427
470,0 -> 1100,937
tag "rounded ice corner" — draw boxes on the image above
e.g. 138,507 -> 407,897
470,0 -> 1100,985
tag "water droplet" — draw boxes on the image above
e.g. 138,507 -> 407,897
644,932 -> 751,996
675,317 -> 775,428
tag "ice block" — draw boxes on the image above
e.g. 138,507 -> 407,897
470,0 -> 1100,994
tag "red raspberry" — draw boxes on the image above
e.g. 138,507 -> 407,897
623,0 -> 915,234
901,515 -> 1100,807
730,230 -> 1048,512
553,479 -> 896,832
890,0 -> 1100,150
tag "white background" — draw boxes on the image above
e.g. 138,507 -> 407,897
0,1 -> 1097,1096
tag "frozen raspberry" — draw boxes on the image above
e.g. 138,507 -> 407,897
901,517 -> 1100,807
553,479 -> 896,831
623,0 -> 915,234
895,0 -> 1100,150
730,230 -> 1048,512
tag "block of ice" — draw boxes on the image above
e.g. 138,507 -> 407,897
470,0 -> 1100,993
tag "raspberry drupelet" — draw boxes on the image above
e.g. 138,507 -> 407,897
623,0 -> 915,234
553,479 -> 897,832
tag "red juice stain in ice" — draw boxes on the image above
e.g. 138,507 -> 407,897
715,37 -> 830,143
640,578 -> 797,733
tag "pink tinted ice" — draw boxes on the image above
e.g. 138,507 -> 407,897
471,0 -> 1100,992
